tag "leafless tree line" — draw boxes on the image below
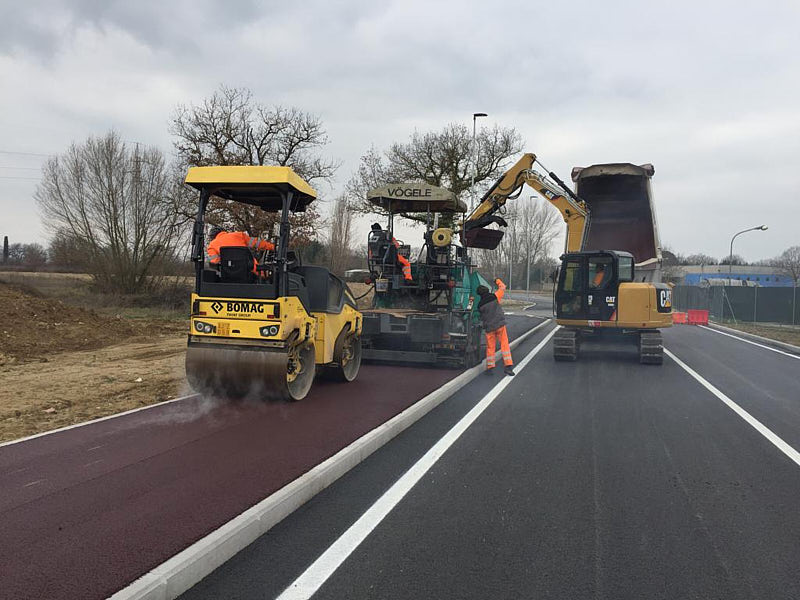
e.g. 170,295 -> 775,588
35,132 -> 183,293
29,85 -> 571,290
345,123 -> 523,223
475,199 -> 562,288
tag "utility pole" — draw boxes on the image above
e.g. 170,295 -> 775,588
2,236 -> 8,264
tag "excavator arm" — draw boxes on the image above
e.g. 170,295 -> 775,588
462,152 -> 590,253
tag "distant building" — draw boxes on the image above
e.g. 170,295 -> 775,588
678,265 -> 793,287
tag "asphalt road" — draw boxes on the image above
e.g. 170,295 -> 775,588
0,316 -> 540,600
182,323 -> 800,600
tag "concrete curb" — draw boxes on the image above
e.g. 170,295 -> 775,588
110,319 -> 554,600
707,321 -> 800,354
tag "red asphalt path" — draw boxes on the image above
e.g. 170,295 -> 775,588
0,365 -> 459,600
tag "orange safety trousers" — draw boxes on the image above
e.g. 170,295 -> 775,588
485,325 -> 513,368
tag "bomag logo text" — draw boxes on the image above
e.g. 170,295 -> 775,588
387,187 -> 432,198
226,301 -> 265,313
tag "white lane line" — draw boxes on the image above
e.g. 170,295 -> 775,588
0,394 -> 198,449
698,325 -> 800,360
277,327 -> 559,600
665,348 -> 800,468
22,479 -> 45,488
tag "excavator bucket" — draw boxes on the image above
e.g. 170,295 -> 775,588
462,227 -> 505,250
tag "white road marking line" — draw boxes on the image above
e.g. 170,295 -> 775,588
277,327 -> 559,600
23,479 -> 45,488
699,325 -> 800,360
86,445 -> 104,452
665,348 -> 800,468
83,459 -> 103,468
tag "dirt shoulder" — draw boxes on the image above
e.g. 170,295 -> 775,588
0,280 -> 188,442
0,337 -> 188,442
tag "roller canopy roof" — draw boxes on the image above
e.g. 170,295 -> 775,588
185,166 -> 317,211
368,183 -> 465,213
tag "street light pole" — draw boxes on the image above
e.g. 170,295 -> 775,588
470,112 -> 488,211
728,225 -> 768,276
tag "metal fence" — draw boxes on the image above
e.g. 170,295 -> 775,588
673,285 -> 799,325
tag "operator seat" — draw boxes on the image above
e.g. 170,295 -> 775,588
219,246 -> 256,283
367,229 -> 394,273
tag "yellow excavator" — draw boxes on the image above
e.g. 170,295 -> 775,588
462,152 -> 672,364
184,166 -> 362,400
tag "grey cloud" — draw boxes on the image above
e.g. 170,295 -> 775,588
0,0 -> 261,58
1,0 -> 798,259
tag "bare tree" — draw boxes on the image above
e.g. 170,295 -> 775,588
6,243 -> 48,268
719,254 -> 747,266
773,246 -> 800,285
35,131 -> 182,293
170,85 -> 336,239
473,198 -> 561,288
683,253 -> 719,265
327,194 -> 354,275
518,198 -> 561,288
346,123 -> 523,222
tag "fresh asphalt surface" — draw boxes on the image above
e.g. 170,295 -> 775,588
182,323 -> 800,600
0,316 -> 539,600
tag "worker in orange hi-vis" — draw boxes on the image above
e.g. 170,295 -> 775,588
206,227 -> 275,273
370,223 -> 412,281
591,262 -> 607,288
477,278 -> 515,376
393,239 -> 413,281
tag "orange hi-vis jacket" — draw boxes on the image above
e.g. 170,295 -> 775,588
206,231 -> 275,271
483,279 -> 512,367
392,238 -> 412,281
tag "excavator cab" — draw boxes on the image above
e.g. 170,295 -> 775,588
556,251 -> 634,321
184,166 -> 362,401
554,249 -> 672,363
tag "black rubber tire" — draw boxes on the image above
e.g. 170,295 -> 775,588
331,335 -> 362,382
286,344 -> 317,400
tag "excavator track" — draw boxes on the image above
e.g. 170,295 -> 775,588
553,328 -> 580,361
638,330 -> 663,365
185,343 -> 316,401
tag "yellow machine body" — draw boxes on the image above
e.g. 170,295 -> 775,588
557,283 -> 672,329
184,165 -> 363,400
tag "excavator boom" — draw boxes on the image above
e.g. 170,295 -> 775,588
462,153 -> 589,252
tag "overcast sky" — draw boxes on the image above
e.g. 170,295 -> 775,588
1,0 -> 798,262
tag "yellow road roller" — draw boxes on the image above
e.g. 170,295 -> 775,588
184,166 -> 362,400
